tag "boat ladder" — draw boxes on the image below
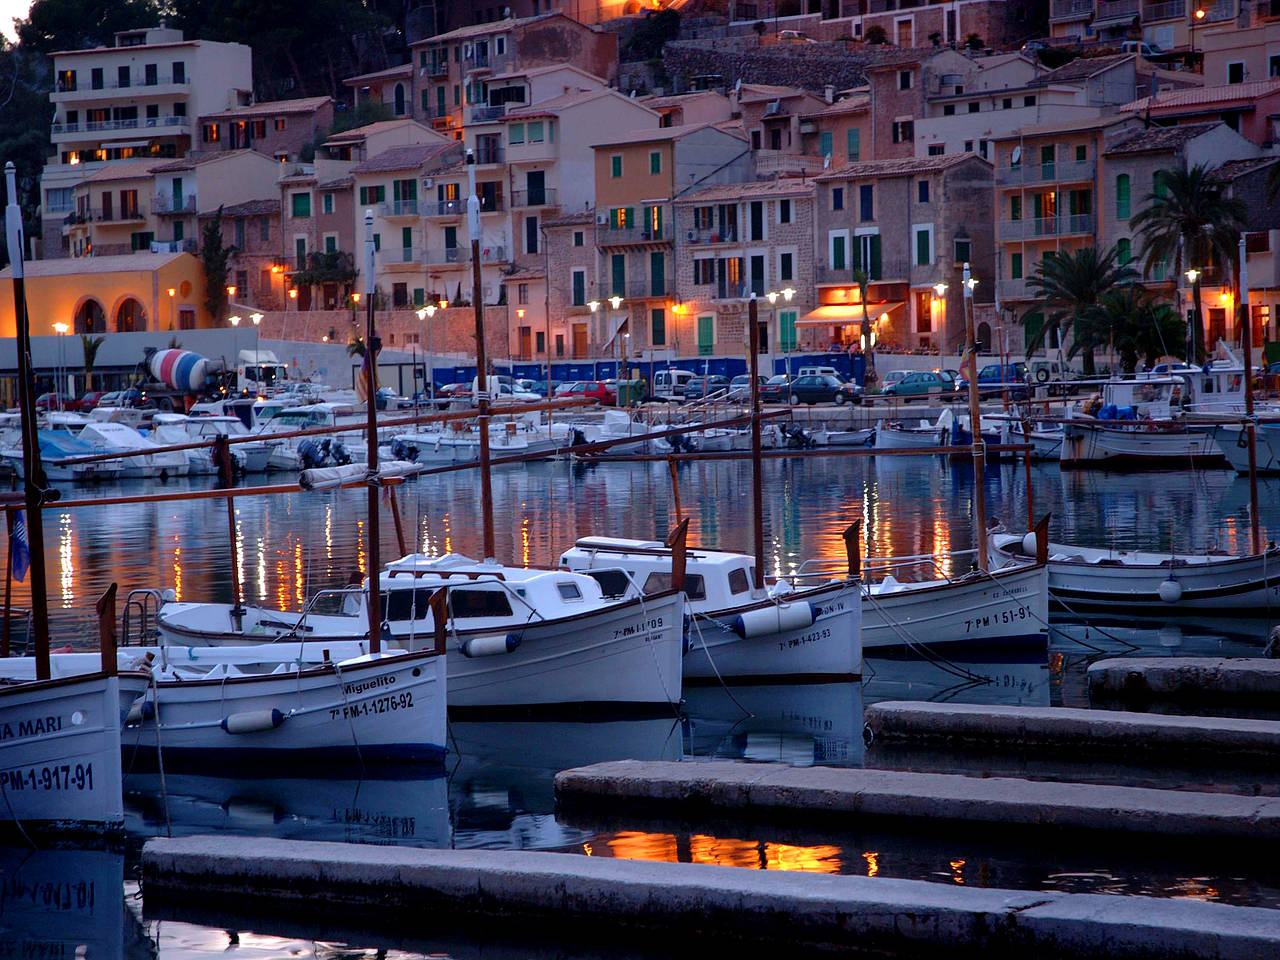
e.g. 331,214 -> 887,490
122,588 -> 165,646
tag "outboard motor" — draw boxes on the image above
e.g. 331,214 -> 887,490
669,432 -> 697,454
570,427 -> 588,448
390,438 -> 419,462
329,440 -> 353,466
783,422 -> 815,449
298,438 -> 327,469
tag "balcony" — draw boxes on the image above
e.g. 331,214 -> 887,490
998,214 -> 1094,240
153,193 -> 197,215
814,259 -> 910,285
468,105 -> 505,123
51,77 -> 189,102
424,199 -> 464,218
755,151 -> 827,177
380,199 -> 419,218
378,246 -> 422,268
511,188 -> 558,208
685,226 -> 739,246
1200,0 -> 1235,21
423,245 -> 509,267
1050,0 -> 1093,19
596,224 -> 671,247
473,145 -> 504,164
150,239 -> 198,254
595,280 -> 668,301
1142,0 -> 1186,21
997,278 -> 1035,301
996,158 -> 1096,187
465,52 -> 490,71
95,206 -> 146,224
1094,0 -> 1140,21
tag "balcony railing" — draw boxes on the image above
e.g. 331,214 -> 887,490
466,53 -> 490,70
996,158 -> 1096,187
469,105 -> 505,123
1095,0 -> 1139,20
1200,0 -> 1235,21
380,199 -> 419,217
473,145 -> 504,163
150,239 -> 198,254
997,278 -> 1035,301
1142,0 -> 1186,21
595,279 -> 667,300
423,245 -> 509,266
813,259 -> 910,284
685,226 -> 739,245
596,224 -> 670,245
1050,0 -> 1093,19
424,199 -> 464,218
153,194 -> 197,214
378,246 -> 422,266
998,214 -> 1094,240
755,151 -> 826,177
511,188 -> 558,208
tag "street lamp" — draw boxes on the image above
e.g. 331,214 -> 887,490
417,303 -> 438,399
1185,267 -> 1203,363
249,312 -> 263,390
1191,7 -> 1206,65
167,287 -> 176,331
588,299 -> 601,380
52,321 -> 69,405
607,295 -> 625,406
765,287 -> 797,377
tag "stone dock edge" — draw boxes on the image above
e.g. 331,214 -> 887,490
554,760 -> 1280,840
143,835 -> 1280,959
1088,657 -> 1280,703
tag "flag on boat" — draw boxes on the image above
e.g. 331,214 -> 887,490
10,510 -> 29,582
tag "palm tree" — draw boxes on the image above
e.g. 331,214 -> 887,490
1021,246 -> 1137,375
1131,163 -> 1246,363
80,334 -> 104,391
1082,287 -> 1186,374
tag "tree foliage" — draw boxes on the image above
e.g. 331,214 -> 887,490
201,208 -> 234,320
621,11 -> 680,62
1021,245 -> 1137,374
80,333 -> 103,389
1077,286 -> 1185,374
1131,163 -> 1245,362
294,250 -> 356,288
0,43 -> 54,262
329,98 -> 395,135
17,0 -> 159,53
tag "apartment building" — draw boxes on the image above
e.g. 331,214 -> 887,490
1216,157 -> 1280,344
348,142 -> 466,310
590,124 -> 752,355
1119,78 -> 1280,146
150,150 -> 284,254
196,97 -> 335,161
409,14 -> 617,137
42,25 -> 252,257
639,91 -> 734,128
322,119 -> 444,163
542,211 -> 598,360
417,0 -> 634,37
673,180 -> 817,359
838,0 -> 1044,51
1050,0 -> 1235,52
1201,1 -> 1280,85
344,64 -> 415,121
797,94 -> 871,174
198,199 -> 282,312
813,154 -> 994,354
272,159 -> 358,310
735,84 -> 828,156
63,160 -> 159,258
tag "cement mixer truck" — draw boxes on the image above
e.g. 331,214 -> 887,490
135,348 -> 234,411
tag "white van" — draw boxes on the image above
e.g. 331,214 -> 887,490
652,369 -> 696,400
797,365 -> 842,380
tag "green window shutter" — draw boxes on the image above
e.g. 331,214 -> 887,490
401,226 -> 412,251
373,233 -> 380,251
626,207 -> 635,229
1116,238 -> 1131,264
413,288 -> 425,306
819,131 -> 832,158
443,226 -> 456,248
325,235 -> 337,254
1010,196 -> 1021,221
404,179 -> 417,201
652,205 -> 663,238
651,308 -> 666,346
833,235 -> 847,271
650,251 -> 665,296
292,193 -> 310,217
611,254 -> 625,296
611,155 -> 622,178
780,310 -> 797,351
697,315 -> 714,355
846,128 -> 860,161
1116,174 -> 1130,219
437,87 -> 445,115
649,151 -> 661,174
1011,252 -> 1023,280
572,272 -> 585,305
1023,312 -> 1044,352
421,89 -> 429,115
1075,144 -> 1086,161
1032,193 -> 1044,220
869,235 -> 882,280
1154,171 -> 1167,198
453,84 -> 460,105
915,229 -> 930,266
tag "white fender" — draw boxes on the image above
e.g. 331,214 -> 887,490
732,602 -> 816,639
220,708 -> 287,734
460,633 -> 522,658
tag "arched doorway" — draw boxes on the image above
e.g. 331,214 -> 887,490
115,298 -> 146,332
976,321 -> 992,353
74,298 -> 106,334
393,83 -> 406,116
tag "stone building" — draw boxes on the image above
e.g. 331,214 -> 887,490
196,97 -> 335,162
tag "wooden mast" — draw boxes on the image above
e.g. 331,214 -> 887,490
748,294 -> 765,589
1240,234 -> 1261,555
467,150 -> 496,563
962,261 -> 989,571
362,209 -> 381,654
5,162 -> 52,679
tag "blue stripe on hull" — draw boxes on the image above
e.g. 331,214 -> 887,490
123,742 -> 448,772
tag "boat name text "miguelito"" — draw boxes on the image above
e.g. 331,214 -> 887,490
0,715 -> 63,741
343,675 -> 396,696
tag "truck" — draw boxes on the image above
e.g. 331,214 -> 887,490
236,349 -> 292,395
133,348 -> 233,412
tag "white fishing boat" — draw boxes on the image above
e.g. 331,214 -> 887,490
386,425 -> 530,464
121,648 -> 448,767
69,418 -> 188,478
1060,378 -> 1224,468
861,559 -> 1049,650
560,535 -> 862,681
1201,421 -> 1280,475
151,413 -> 278,474
152,557 -> 686,712
1006,418 -> 1064,460
0,431 -> 125,482
814,425 -> 874,447
990,532 -> 1280,613
874,410 -> 952,451
253,402 -> 366,470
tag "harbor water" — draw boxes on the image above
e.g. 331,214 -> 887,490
5,454 -> 1280,957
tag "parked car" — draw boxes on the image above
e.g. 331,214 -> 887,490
880,370 -> 912,393
437,383 -> 472,399
728,374 -> 767,402
881,371 -> 950,402
836,381 -> 864,405
96,388 -> 143,408
36,392 -> 79,412
562,380 -> 615,404
1026,359 -> 1076,395
375,386 -> 413,410
956,362 -> 1029,399
529,380 -> 562,397
787,374 -> 844,405
760,374 -> 791,404
683,375 -> 731,401
938,369 -> 961,391
78,390 -> 106,412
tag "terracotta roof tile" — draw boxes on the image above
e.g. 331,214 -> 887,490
344,63 -> 412,86
816,153 -> 983,181
200,96 -> 332,121
198,198 -> 280,218
1039,54 -> 1134,83
1104,121 -> 1222,155
545,211 -> 595,226
677,179 -> 815,203
1121,78 -> 1280,114
351,143 -> 457,174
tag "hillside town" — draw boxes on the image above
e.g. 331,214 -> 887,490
3,1 -> 1278,375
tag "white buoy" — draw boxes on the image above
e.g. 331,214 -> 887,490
1157,579 -> 1183,603
460,633 -> 521,658
1021,532 -> 1039,556
732,602 -> 816,639
220,708 -> 286,734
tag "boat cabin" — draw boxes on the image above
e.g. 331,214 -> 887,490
559,537 -> 765,612
1086,378 -> 1179,419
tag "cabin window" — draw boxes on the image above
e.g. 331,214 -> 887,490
557,582 -> 583,601
450,589 -> 513,618
379,588 -> 437,621
585,569 -> 630,599
727,568 -> 751,595
642,572 -> 705,601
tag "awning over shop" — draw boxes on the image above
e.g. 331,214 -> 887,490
797,302 -> 905,326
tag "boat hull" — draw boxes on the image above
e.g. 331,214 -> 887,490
874,421 -> 946,451
1203,423 -> 1280,475
862,563 -> 1048,649
1060,422 -> 1226,469
992,535 -> 1280,612
0,672 -> 145,834
123,651 -> 447,767
685,579 -> 861,681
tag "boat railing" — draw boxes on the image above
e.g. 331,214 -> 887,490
122,588 -> 165,645
790,548 -> 980,585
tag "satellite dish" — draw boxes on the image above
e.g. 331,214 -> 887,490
823,152 -> 832,169
1011,145 -> 1022,165
734,78 -> 742,93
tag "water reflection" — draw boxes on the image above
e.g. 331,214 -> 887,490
0,849 -> 126,960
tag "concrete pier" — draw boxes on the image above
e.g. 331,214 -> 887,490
864,700 -> 1280,761
555,760 -> 1280,839
1088,657 -> 1280,703
143,835 -> 1280,959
